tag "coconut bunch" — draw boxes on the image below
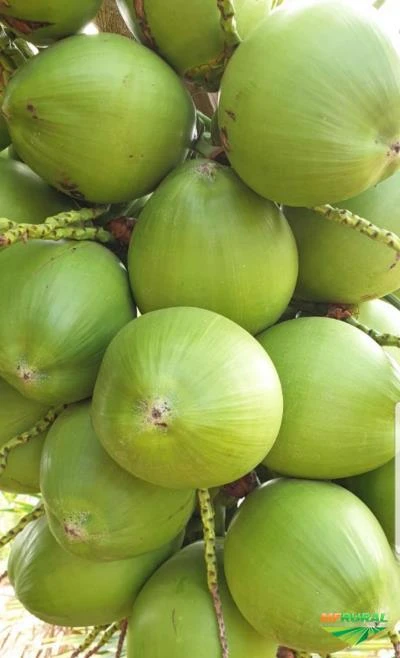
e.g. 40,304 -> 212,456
0,1 -> 400,657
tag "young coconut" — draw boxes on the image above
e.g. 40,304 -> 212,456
257,317 -> 399,479
0,240 -> 135,405
8,516 -> 181,627
128,159 -> 298,335
218,0 -> 400,206
0,377 -> 49,494
116,0 -> 273,91
127,540 -> 277,658
0,151 -> 74,221
340,459 -> 394,549
224,479 -> 400,653
284,171 -> 400,303
0,1 -> 103,46
92,307 -> 283,489
41,402 -> 195,561
2,34 -> 196,204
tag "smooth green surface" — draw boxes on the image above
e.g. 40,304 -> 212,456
129,159 -> 298,335
0,377 -> 48,493
117,0 -> 272,89
8,516 -> 180,627
92,307 -> 283,489
219,0 -> 400,206
286,171 -> 400,303
41,402 -> 195,561
341,459 -> 394,547
0,240 -> 135,405
3,34 -> 195,203
128,541 -> 277,658
357,299 -> 400,366
0,157 -> 74,222
257,317 -> 399,479
0,0 -> 103,45
225,479 -> 400,653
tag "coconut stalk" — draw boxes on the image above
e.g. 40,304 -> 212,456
345,316 -> 400,348
82,621 -> 120,658
70,625 -> 110,658
312,204 -> 400,255
197,488 -> 229,658
0,207 -> 111,247
0,405 -> 66,476
0,503 -> 44,547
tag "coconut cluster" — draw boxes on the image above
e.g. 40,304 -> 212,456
0,1 -> 400,657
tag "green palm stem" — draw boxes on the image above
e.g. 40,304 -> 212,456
83,622 -> 120,658
0,405 -> 66,477
116,619 -> 128,658
373,0 -> 388,8
0,220 -> 113,247
386,294 -> 400,312
70,625 -> 110,658
43,206 -> 107,228
312,204 -> 400,256
193,131 -> 226,160
197,488 -> 229,658
0,206 -> 108,247
0,26 -> 32,75
216,0 -> 241,50
196,110 -> 212,131
0,503 -> 44,548
345,315 -> 400,348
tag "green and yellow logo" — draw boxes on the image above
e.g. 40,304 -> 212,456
320,612 -> 389,646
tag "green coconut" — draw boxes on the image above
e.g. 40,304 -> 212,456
127,540 -> 278,658
219,0 -> 400,206
41,402 -> 195,561
2,34 -> 196,204
0,240 -> 135,405
92,307 -> 283,489
356,299 -> 400,366
224,478 -> 400,653
8,515 -> 181,627
285,171 -> 400,303
257,317 -> 399,479
128,159 -> 298,335
116,0 -> 272,91
0,157 -> 74,221
340,459 -> 395,548
0,377 -> 49,493
0,1 -> 103,46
